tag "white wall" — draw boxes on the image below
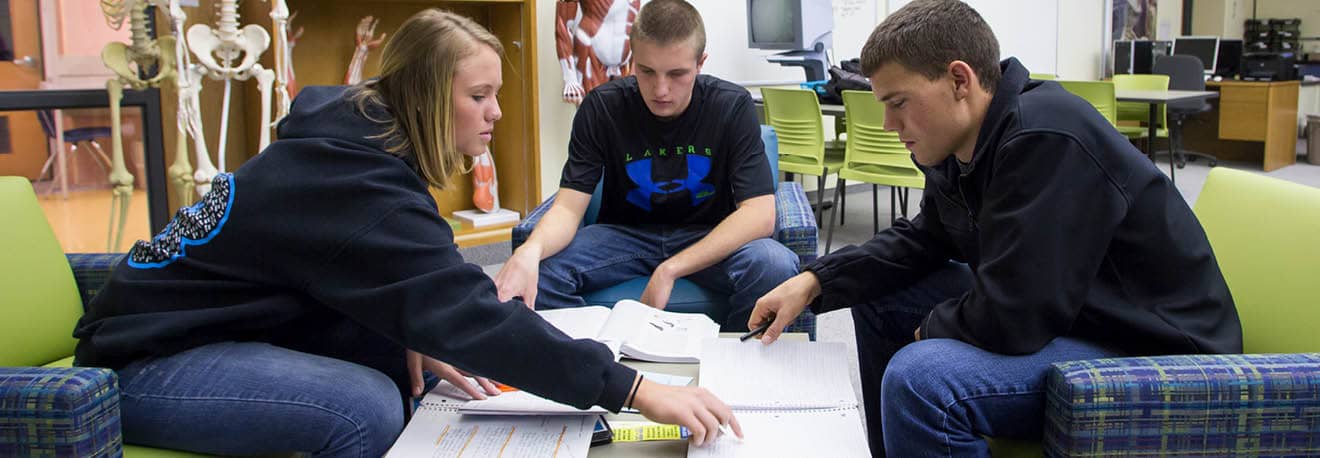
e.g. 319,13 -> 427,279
534,1 -> 1123,197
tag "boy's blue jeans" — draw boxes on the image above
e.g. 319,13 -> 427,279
853,262 -> 1124,457
536,224 -> 800,331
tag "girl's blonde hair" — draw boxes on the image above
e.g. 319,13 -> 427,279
351,9 -> 503,189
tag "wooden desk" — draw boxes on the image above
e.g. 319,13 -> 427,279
1183,81 -> 1301,172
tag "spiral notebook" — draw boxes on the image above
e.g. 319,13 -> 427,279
386,389 -> 593,457
690,339 -> 871,457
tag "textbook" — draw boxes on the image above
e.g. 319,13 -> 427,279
689,339 -> 871,457
536,299 -> 720,364
386,388 -> 593,458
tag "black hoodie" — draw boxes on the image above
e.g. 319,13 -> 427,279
805,59 -> 1242,356
73,86 -> 636,412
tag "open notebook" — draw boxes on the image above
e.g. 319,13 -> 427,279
537,299 -> 720,363
689,339 -> 871,457
386,387 -> 594,457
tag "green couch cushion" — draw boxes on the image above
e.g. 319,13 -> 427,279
1193,168 -> 1320,354
0,177 -> 84,367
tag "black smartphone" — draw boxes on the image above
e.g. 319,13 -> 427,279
590,416 -> 613,446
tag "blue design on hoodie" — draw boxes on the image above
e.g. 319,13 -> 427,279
127,173 -> 235,268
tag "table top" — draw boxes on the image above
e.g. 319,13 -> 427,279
1115,89 -> 1219,103
589,332 -> 810,457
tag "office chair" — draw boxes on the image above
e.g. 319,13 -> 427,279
1153,55 -> 1217,168
33,110 -> 115,197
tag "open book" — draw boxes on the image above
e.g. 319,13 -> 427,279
689,339 -> 871,457
537,299 -> 720,363
386,389 -> 593,457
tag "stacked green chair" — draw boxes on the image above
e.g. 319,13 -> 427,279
0,177 -> 208,457
823,90 -> 925,253
1112,74 -> 1169,153
1057,80 -> 1118,126
1028,72 -> 1057,80
761,87 -> 846,225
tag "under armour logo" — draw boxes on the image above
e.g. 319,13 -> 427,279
624,156 -> 715,211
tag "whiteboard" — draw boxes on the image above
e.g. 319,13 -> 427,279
887,0 -> 1059,75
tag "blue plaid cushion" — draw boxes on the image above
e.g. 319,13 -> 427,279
65,253 -> 125,310
0,367 -> 122,456
774,181 -> 817,264
1045,353 -> 1320,456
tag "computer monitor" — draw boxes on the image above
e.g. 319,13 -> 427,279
1113,40 -> 1134,75
1215,38 -> 1243,78
747,0 -> 833,81
1172,36 -> 1220,75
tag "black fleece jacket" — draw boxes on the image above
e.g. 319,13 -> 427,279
74,86 -> 636,412
805,59 -> 1242,356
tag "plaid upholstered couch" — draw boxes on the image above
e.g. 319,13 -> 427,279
995,168 -> 1320,457
0,176 -> 204,456
512,125 -> 819,338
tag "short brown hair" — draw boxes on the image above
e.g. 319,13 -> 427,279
350,9 -> 503,190
629,0 -> 705,58
861,0 -> 1001,92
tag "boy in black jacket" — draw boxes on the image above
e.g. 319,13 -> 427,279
748,1 -> 1241,455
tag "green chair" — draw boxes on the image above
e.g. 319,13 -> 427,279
0,176 -> 208,457
1112,74 -> 1169,152
761,87 -> 846,225
1057,80 -> 1118,126
1028,72 -> 1057,80
823,90 -> 926,253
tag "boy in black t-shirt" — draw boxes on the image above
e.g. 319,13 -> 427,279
494,0 -> 797,331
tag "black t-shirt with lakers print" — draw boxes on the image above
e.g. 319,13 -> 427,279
560,74 -> 774,226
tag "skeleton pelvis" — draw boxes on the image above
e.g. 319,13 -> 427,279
102,36 -> 178,88
188,24 -> 271,78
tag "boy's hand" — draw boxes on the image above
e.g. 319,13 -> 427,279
747,272 -> 821,344
494,245 -> 542,309
630,377 -> 743,447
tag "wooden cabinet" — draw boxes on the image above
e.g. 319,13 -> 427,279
235,0 -> 541,246
1210,81 -> 1299,172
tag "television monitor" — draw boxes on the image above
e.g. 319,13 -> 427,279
747,0 -> 833,81
1215,38 -> 1243,78
1172,36 -> 1220,74
747,0 -> 833,51
1114,40 -> 1133,74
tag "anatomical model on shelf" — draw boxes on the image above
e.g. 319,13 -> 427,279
344,16 -> 386,85
472,149 -> 499,213
555,0 -> 640,105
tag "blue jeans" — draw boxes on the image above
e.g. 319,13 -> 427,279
112,317 -> 421,456
537,224 -> 799,331
851,262 -> 1124,457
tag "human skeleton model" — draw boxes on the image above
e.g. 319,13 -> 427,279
280,12 -> 304,108
344,16 -> 386,85
555,0 -> 639,105
187,0 -> 276,184
270,1 -> 297,123
99,0 -> 177,250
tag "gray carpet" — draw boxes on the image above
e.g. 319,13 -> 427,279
467,148 -> 1320,426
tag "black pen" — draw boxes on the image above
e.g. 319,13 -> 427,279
739,321 -> 772,342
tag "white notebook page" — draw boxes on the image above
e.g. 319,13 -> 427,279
699,339 -> 858,409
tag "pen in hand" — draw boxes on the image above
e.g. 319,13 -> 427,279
739,321 -> 772,342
